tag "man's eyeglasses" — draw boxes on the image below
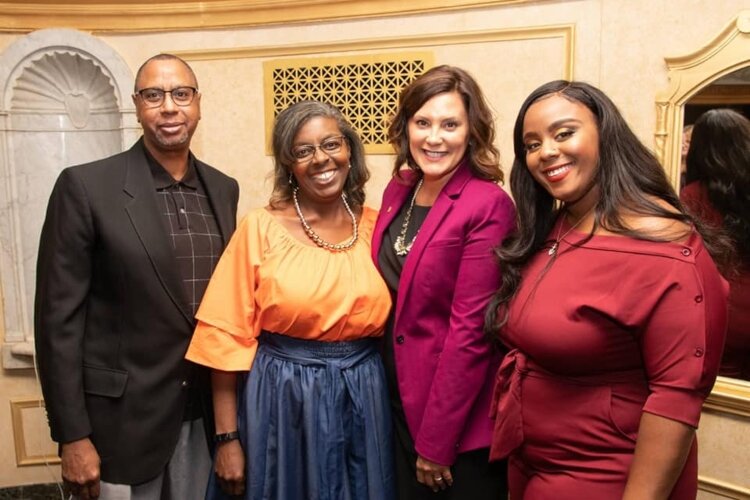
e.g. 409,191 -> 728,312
135,87 -> 198,108
292,136 -> 347,162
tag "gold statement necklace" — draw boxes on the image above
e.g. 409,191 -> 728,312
293,187 -> 358,251
393,179 -> 424,256
548,208 -> 592,256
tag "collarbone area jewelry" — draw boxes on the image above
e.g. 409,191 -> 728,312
548,208 -> 592,256
293,187 -> 358,251
393,178 -> 424,256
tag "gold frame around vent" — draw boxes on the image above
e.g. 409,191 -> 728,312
263,52 -> 435,155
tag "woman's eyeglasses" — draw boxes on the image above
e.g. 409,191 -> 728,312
292,136 -> 347,162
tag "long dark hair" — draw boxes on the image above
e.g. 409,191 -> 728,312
269,100 -> 369,211
388,65 -> 503,182
686,108 -> 750,261
485,80 -> 728,333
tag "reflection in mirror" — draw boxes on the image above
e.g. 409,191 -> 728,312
679,92 -> 750,382
656,12 -> 750,497
680,68 -> 750,191
655,10 -> 750,418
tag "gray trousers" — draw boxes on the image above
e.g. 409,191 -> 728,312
93,419 -> 211,500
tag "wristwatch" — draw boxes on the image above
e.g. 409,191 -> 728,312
214,431 -> 239,444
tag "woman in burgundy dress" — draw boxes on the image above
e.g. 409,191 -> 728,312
682,108 -> 750,380
485,81 -> 730,499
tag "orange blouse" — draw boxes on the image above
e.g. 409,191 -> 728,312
185,206 -> 391,371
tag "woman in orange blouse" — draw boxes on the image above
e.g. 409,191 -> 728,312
186,101 -> 394,500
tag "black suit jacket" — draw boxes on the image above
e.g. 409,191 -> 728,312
34,138 -> 239,485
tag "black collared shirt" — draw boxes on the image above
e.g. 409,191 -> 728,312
146,151 -> 223,316
146,149 -> 223,421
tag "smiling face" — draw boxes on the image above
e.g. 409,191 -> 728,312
290,116 -> 351,206
522,94 -> 600,210
133,58 -> 201,156
407,91 -> 470,186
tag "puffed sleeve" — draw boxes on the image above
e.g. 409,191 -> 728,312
638,241 -> 728,428
186,211 -> 263,371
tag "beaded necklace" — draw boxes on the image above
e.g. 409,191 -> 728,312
293,187 -> 358,251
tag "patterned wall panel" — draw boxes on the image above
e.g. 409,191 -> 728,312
264,52 -> 434,154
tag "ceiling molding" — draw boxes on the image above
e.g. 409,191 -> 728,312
0,0 -> 532,33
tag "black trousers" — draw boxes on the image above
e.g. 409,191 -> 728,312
393,435 -> 508,500
383,315 -> 508,500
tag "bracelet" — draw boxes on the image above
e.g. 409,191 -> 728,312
214,431 -> 239,444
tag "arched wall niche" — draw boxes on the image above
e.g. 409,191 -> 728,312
0,28 -> 140,369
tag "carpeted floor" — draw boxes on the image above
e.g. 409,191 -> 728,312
0,484 -> 63,500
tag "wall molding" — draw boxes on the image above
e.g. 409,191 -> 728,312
698,475 -> 750,499
704,377 -> 750,419
0,0 -> 532,33
177,24 -> 575,81
10,398 -> 59,467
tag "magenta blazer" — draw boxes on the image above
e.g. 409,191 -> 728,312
372,160 -> 516,465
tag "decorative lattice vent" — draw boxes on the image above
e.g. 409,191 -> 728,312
264,52 -> 434,154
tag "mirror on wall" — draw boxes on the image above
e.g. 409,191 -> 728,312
655,9 -> 750,417
681,66 -> 750,383
683,67 -> 750,123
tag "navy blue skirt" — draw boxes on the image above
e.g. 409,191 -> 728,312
206,332 -> 395,500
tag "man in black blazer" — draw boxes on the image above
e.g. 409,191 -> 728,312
34,54 -> 239,499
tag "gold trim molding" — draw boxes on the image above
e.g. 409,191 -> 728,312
654,10 -> 750,190
0,0 -> 531,33
10,397 -> 60,467
178,24 -> 575,80
704,377 -> 750,419
698,475 -> 750,499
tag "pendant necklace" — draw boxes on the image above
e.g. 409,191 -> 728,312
293,187 -> 358,251
393,179 -> 424,256
548,208 -> 592,256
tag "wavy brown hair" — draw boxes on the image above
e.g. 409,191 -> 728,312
388,65 -> 503,182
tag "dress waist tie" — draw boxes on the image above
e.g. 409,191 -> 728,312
488,348 -> 527,461
488,348 -> 647,461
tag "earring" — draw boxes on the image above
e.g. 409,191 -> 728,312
288,172 -> 294,185
347,163 -> 352,169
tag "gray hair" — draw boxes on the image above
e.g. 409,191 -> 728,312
269,100 -> 369,211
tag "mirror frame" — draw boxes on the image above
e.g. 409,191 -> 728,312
655,9 -> 750,418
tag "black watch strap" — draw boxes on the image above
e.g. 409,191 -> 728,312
214,431 -> 239,444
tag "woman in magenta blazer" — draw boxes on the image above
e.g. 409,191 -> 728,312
371,65 -> 516,499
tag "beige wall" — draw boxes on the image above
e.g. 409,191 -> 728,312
1,0 -> 748,495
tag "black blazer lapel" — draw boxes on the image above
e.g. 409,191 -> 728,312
122,141 -> 193,325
